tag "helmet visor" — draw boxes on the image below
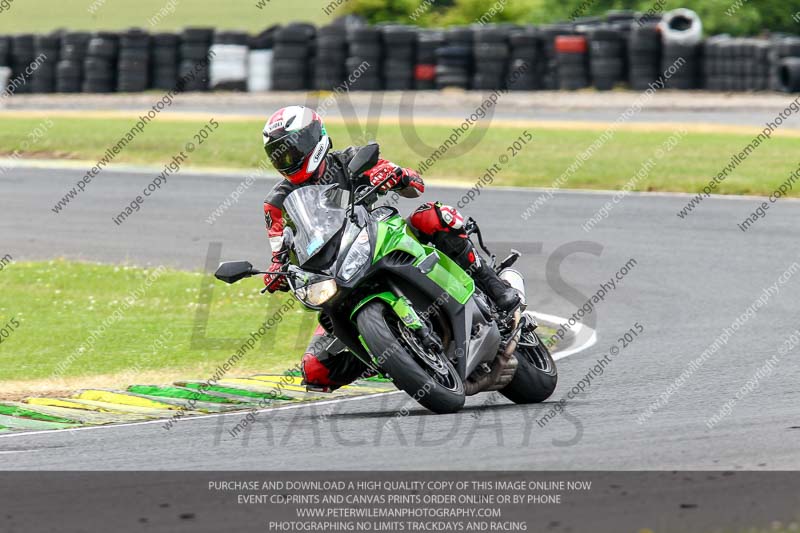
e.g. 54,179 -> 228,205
264,122 -> 322,175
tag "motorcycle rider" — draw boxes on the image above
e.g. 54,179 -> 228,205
261,106 -> 520,391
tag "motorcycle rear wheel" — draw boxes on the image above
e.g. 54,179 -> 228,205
356,301 -> 465,414
500,329 -> 558,404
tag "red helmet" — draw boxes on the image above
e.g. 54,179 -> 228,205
262,106 -> 331,184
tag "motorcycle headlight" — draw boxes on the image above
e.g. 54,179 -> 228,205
295,279 -> 338,307
339,228 -> 371,281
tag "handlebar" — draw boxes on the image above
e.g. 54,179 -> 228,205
259,265 -> 334,294
465,217 -> 496,268
348,170 -> 397,219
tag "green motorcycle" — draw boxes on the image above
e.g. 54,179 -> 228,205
215,144 -> 557,414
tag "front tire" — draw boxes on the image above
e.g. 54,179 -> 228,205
356,301 -> 465,414
500,328 -> 558,404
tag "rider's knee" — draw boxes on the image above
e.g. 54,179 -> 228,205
301,353 -> 334,387
408,202 -> 465,238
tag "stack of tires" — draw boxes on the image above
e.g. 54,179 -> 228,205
0,36 -> 8,69
555,34 -> 590,90
31,33 -> 59,93
588,25 -> 625,91
751,40 -> 772,91
702,36 -> 726,91
151,33 -> 180,90
117,30 -> 150,93
83,32 -> 118,93
0,66 -> 9,94
346,25 -> 381,90
0,37 -> 10,94
472,25 -> 508,90
704,37 -> 771,91
248,27 -> 277,92
382,25 -> 416,91
539,24 -> 574,89
507,26 -> 539,91
56,32 -> 89,93
770,37 -> 800,92
179,28 -> 213,92
436,27 -> 472,90
778,57 -> 800,93
627,22 -> 661,90
659,8 -> 703,90
210,31 -> 249,91
314,25 -> 347,90
607,14 -> 635,63
10,34 -> 36,94
272,23 -> 315,91
0,35 -> 11,67
661,41 -> 700,89
415,29 -> 442,90
10,16 -> 800,96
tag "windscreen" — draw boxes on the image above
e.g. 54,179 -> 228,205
283,185 -> 348,265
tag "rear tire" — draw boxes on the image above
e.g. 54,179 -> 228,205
356,301 -> 465,414
500,328 -> 558,404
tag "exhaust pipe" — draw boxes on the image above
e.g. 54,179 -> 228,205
464,308 -> 522,396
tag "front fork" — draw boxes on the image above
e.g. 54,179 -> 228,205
385,278 -> 444,353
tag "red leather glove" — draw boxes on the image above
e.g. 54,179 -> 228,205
365,161 -> 403,191
263,253 -> 289,293
263,201 -> 289,293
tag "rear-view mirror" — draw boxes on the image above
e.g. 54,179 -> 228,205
347,142 -> 380,178
214,260 -> 256,284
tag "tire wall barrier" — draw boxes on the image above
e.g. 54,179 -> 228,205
2,8 -> 800,95
179,27 -> 213,92
210,32 -> 249,91
0,66 -> 10,92
347,24 -> 381,91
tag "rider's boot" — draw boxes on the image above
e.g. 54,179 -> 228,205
448,237 -> 521,314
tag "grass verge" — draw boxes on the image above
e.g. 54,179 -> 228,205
0,261 -> 314,393
3,115 -> 798,196
3,0 -> 331,32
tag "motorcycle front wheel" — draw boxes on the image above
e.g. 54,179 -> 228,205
356,301 -> 465,414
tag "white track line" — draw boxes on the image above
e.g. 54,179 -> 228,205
0,450 -> 40,454
0,313 -> 597,441
530,311 -> 598,360
554,329 -> 598,360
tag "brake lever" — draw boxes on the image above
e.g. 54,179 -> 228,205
259,265 -> 294,294
354,172 -> 396,207
261,266 -> 335,294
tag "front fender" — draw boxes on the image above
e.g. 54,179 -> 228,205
350,291 -> 423,330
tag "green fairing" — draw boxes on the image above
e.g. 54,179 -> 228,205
350,291 -> 422,329
374,216 -> 474,305
392,295 -> 423,329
